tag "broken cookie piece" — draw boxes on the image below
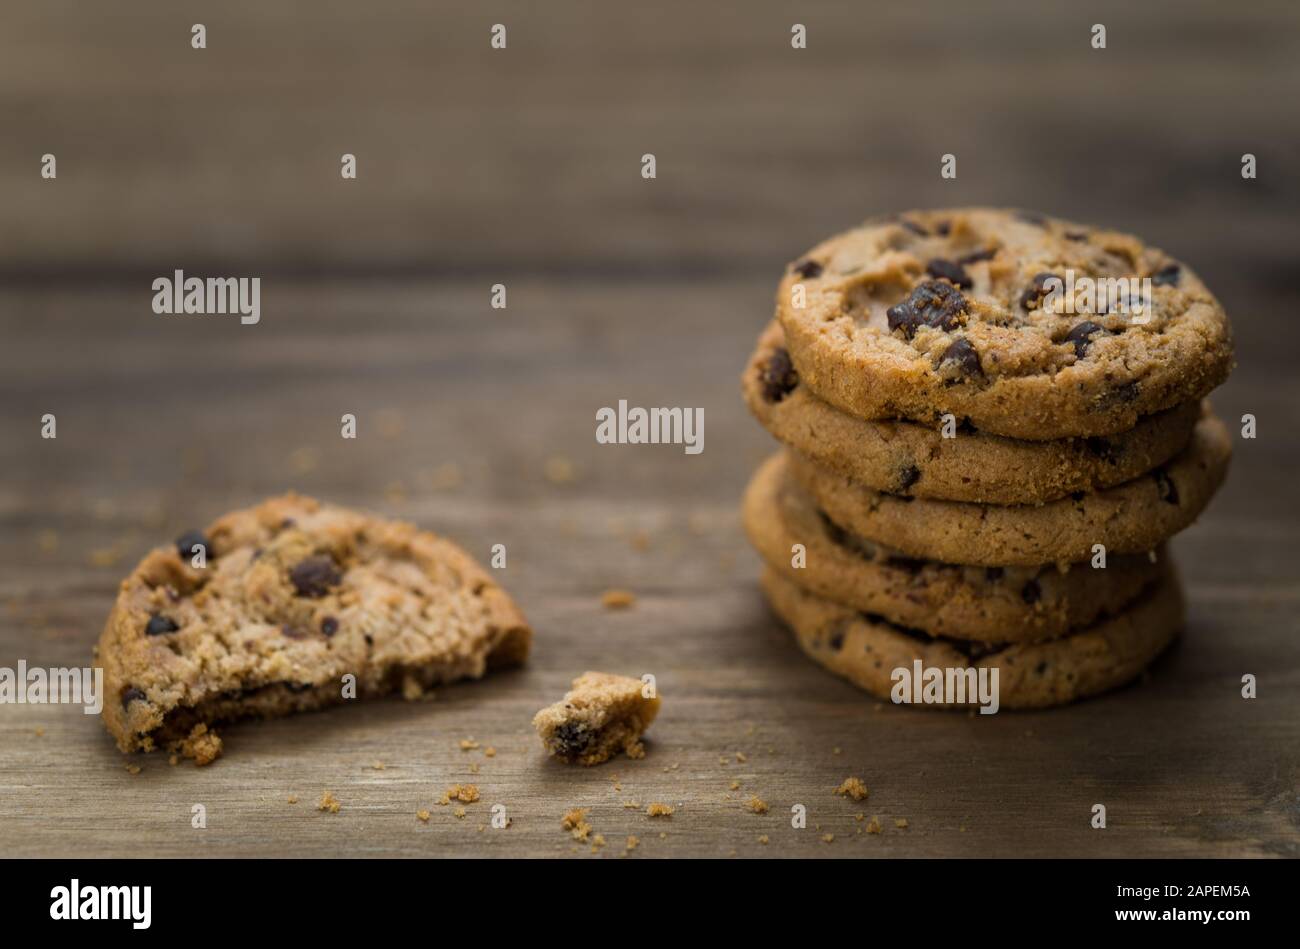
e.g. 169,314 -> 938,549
533,671 -> 660,766
97,493 -> 531,764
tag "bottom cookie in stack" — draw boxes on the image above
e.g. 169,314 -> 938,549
760,567 -> 1183,710
743,453 -> 1183,708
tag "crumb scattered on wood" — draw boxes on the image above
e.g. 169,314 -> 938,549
562,808 -> 592,841
601,589 -> 636,609
745,795 -> 769,814
646,803 -> 674,817
417,809 -> 430,822
835,777 -> 869,801
318,791 -> 341,813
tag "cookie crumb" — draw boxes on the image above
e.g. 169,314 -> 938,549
646,802 -> 674,817
601,589 -> 636,610
561,808 -> 592,841
895,818 -> 909,829
453,807 -> 467,819
745,795 -> 769,814
317,791 -> 341,813
484,746 -> 497,758
835,777 -> 869,801
625,835 -> 639,851
444,784 -> 479,804
735,751 -> 748,763
34,727 -> 45,738
287,795 -> 299,804
171,723 -> 223,766
125,764 -> 141,776
459,738 -> 480,751
372,761 -> 386,771
167,755 -> 178,766
729,780 -> 741,791
417,809 -> 430,822
533,671 -> 660,766
822,833 -> 834,844
866,816 -> 883,834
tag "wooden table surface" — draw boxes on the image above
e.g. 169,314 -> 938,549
1,1 -> 1298,858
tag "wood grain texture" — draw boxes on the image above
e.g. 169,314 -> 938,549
1,1 -> 1298,858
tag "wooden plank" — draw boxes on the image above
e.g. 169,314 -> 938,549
1,1 -> 1298,275
0,281 -> 1296,857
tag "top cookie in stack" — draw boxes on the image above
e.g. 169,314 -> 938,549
742,208 -> 1234,709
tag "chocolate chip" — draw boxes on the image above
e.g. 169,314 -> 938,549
290,556 -> 342,597
552,722 -> 594,758
320,616 -> 339,637
280,518 -> 297,529
1065,231 -> 1089,241
121,687 -> 146,709
957,247 -> 997,264
145,614 -> 179,636
886,280 -> 968,339
926,258 -> 972,289
935,221 -> 951,236
1019,272 -> 1059,310
1064,320 -> 1105,358
793,259 -> 823,279
1154,468 -> 1179,505
175,529 -> 209,561
1034,661 -> 1048,675
984,567 -> 1004,581
1021,580 -> 1041,605
825,618 -> 850,652
938,338 -> 983,377
956,417 -> 978,435
1070,491 -> 1086,502
897,465 -> 921,492
760,348 -> 799,403
1097,380 -> 1140,409
900,219 -> 928,236
1151,264 -> 1181,286
280,624 -> 310,640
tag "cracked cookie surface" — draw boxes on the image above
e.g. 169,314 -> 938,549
776,208 -> 1233,439
97,493 -> 531,761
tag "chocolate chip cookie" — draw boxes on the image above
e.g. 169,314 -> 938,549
776,208 -> 1234,439
761,566 -> 1183,709
744,320 -> 1201,504
743,453 -> 1163,642
533,671 -> 660,765
788,407 -> 1230,567
98,494 -> 531,762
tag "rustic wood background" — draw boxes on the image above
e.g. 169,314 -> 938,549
1,1 -> 1297,858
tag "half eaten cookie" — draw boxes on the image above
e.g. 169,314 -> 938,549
97,493 -> 531,763
533,672 -> 660,765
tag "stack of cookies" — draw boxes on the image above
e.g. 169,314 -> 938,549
742,208 -> 1234,709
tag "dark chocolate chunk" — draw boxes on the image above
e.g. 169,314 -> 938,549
938,337 -> 983,377
552,722 -> 595,758
897,465 -> 921,492
935,220 -> 952,236
175,529 -> 210,561
289,556 -> 342,598
886,280 -> 968,339
1070,491 -> 1086,502
1154,468 -> 1179,505
760,348 -> 799,403
1019,272 -> 1059,310
1064,320 -> 1105,358
793,259 -> 823,279
145,614 -> 179,636
1034,661 -> 1048,675
280,624 -> 311,640
899,219 -> 929,236
1097,380 -> 1141,409
320,616 -> 339,637
1151,264 -> 1181,287
1065,231 -> 1089,241
1020,580 -> 1042,605
926,258 -> 972,289
121,687 -> 146,709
